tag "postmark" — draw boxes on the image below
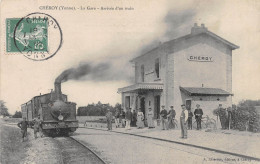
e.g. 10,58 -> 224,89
6,12 -> 63,61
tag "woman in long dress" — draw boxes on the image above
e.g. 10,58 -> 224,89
147,108 -> 155,128
137,109 -> 144,128
167,106 -> 176,129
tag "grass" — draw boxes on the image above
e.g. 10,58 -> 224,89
0,123 -> 31,164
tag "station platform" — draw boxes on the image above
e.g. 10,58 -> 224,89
79,122 -> 260,160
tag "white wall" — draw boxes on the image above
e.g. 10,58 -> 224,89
171,41 -> 231,118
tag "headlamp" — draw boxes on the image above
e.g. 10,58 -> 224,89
58,114 -> 64,121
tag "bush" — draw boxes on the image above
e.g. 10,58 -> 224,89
230,105 -> 259,132
213,100 -> 260,132
12,111 -> 22,118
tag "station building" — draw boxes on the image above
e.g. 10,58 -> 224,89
118,23 -> 239,122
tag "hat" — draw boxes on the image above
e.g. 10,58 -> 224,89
170,106 -> 174,108
181,104 -> 185,107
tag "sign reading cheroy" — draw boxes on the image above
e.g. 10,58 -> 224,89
187,55 -> 213,62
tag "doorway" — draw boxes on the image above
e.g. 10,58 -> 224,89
154,95 -> 160,119
186,99 -> 192,110
140,97 -> 145,116
125,96 -> 130,109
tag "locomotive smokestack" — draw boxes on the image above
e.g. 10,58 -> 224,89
54,82 -> 62,100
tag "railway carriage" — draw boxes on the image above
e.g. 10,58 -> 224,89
21,82 -> 78,135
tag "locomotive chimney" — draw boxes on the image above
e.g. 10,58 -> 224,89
54,82 -> 62,100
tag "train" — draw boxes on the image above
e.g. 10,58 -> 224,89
21,82 -> 78,135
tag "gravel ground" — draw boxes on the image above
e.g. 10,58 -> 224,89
1,121 -> 107,164
74,128 -> 258,164
21,133 -> 62,164
0,121 -> 30,164
54,137 -> 105,164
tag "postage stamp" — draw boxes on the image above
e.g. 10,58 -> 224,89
5,12 -> 63,61
6,18 -> 48,53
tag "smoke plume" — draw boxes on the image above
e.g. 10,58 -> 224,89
55,61 -> 133,83
56,10 -> 195,84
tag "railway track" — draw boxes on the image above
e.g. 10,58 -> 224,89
80,126 -> 260,162
54,136 -> 107,164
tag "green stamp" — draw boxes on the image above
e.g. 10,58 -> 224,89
6,18 -> 48,53
6,13 -> 62,61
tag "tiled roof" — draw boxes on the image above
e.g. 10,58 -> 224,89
180,87 -> 233,96
118,83 -> 163,93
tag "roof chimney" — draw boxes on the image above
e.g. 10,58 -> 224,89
191,23 -> 207,34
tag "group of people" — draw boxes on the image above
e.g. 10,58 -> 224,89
17,114 -> 43,142
105,104 -> 205,139
159,105 -> 176,130
106,107 -> 153,131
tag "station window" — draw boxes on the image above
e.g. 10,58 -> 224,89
141,65 -> 144,82
155,58 -> 160,78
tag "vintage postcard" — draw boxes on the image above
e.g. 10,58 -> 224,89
0,0 -> 260,163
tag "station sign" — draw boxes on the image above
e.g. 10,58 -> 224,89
187,55 -> 213,62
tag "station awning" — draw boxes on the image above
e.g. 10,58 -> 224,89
180,87 -> 233,96
118,83 -> 163,93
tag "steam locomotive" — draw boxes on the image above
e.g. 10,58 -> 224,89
21,82 -> 78,135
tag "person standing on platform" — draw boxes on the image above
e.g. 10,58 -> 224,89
125,107 -> 132,130
17,117 -> 28,142
226,107 -> 232,130
147,107 -> 155,128
131,110 -> 137,127
120,110 -> 126,128
167,106 -> 176,129
194,104 -> 203,130
34,114 -> 43,139
180,104 -> 188,139
160,105 -> 168,130
114,109 -> 120,128
106,109 -> 113,131
187,109 -> 193,130
137,108 -> 144,128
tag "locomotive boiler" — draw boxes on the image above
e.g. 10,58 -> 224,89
21,82 -> 78,135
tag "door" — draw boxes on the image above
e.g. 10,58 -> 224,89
140,97 -> 145,116
154,95 -> 160,119
186,99 -> 192,110
125,96 -> 130,110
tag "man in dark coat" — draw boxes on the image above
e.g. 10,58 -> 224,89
217,104 -> 228,129
125,107 -> 132,130
131,110 -> 137,127
187,109 -> 193,130
17,117 -> 28,142
160,105 -> 168,130
194,104 -> 203,130
167,106 -> 176,129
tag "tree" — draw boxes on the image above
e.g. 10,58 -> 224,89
13,111 -> 22,118
77,102 -> 121,116
0,100 -> 10,116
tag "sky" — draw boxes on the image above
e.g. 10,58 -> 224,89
0,0 -> 260,114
